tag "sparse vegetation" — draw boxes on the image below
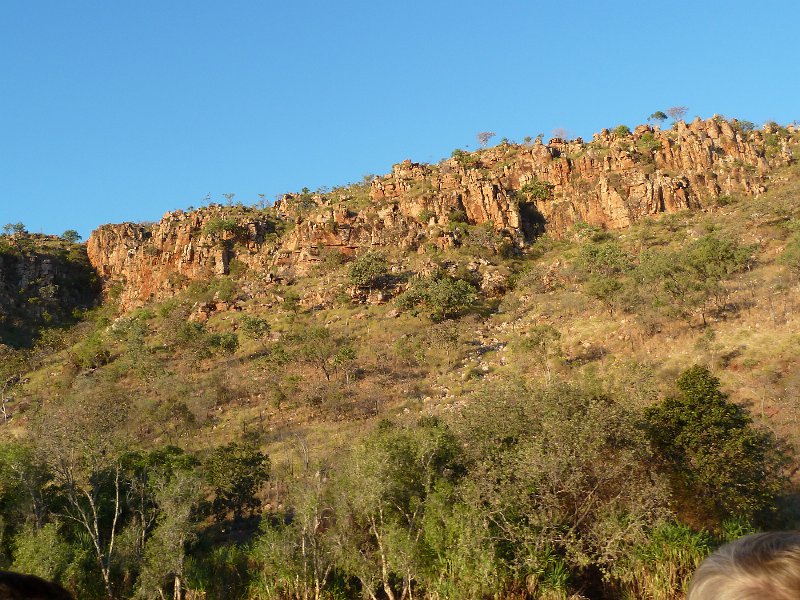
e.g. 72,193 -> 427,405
1,116 -> 799,599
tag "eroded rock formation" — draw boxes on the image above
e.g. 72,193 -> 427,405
86,118 -> 797,310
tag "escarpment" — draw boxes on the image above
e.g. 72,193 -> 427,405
86,117 -> 797,310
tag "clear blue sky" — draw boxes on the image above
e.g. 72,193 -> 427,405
2,0 -> 798,239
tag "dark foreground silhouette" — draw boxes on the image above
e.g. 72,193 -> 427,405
0,571 -> 74,600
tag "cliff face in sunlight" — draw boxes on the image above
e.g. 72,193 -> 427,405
86,117 -> 796,310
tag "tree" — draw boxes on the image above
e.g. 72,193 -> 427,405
396,274 -> 477,321
135,466 -> 203,600
517,324 -> 562,382
348,251 -> 389,290
645,365 -> 789,524
332,418 -> 464,600
204,442 -> 269,520
33,390 -> 132,600
289,325 -> 355,382
666,106 -> 688,122
648,111 -> 668,125
61,230 -> 82,243
638,235 -> 754,325
251,472 -> 336,600
779,233 -> 800,278
3,222 -> 27,236
476,131 -> 496,148
456,379 -> 669,594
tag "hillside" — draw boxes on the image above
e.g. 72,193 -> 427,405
1,116 -> 800,600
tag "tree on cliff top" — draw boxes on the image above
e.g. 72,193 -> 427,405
667,106 -> 689,122
476,131 -> 495,148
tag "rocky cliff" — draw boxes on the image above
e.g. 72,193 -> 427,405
0,234 -> 99,346
86,117 -> 797,310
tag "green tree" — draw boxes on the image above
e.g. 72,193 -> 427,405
647,111 -> 668,125
456,379 -> 669,595
289,325 -> 354,382
250,472 -> 336,600
645,365 -> 789,525
332,418 -> 464,600
61,230 -> 82,243
33,389 -> 132,600
517,324 -> 561,382
348,251 -> 389,290
136,468 -> 203,600
204,443 -> 269,520
397,274 -> 476,321
638,235 -> 753,325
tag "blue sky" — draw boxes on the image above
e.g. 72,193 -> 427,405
2,0 -> 798,239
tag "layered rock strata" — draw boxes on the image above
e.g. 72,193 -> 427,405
86,118 -> 796,310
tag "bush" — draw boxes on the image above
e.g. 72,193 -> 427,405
202,218 -> 243,237
614,124 -> 632,137
239,315 -> 270,340
518,177 -> 554,202
347,251 -> 389,289
208,332 -> 239,354
397,274 -> 477,321
645,365 -> 790,525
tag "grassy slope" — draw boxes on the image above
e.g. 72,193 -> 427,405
3,160 -> 800,483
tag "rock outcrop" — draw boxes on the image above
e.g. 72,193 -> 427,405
86,118 -> 797,310
371,117 -> 794,237
0,234 -> 99,345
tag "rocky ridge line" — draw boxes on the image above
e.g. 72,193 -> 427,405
86,117 -> 796,310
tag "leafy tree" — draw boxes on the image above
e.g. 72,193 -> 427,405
11,523 -> 73,584
645,365 -> 789,525
204,443 -> 269,520
518,177 -> 554,202
576,239 -> 632,313
348,251 -> 389,290
136,468 -> 203,600
251,472 -> 336,600
289,325 -> 355,382
332,418 -> 464,600
648,111 -> 668,125
638,235 -> 754,325
33,390 -> 132,600
239,314 -> 271,340
2,222 -> 26,236
61,230 -> 82,243
457,379 -> 669,595
476,131 -> 496,148
517,324 -> 561,382
397,274 -> 476,321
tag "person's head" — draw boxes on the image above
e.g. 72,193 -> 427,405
688,532 -> 800,600
0,571 -> 74,600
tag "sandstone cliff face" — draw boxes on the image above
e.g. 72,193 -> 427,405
370,117 -> 794,237
86,118 -> 797,311
86,206 -> 284,309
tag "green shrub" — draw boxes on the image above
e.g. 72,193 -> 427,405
202,217 -> 242,237
208,332 -> 239,354
348,251 -> 389,289
239,315 -> 270,340
645,365 -> 790,524
614,124 -> 632,137
397,273 -> 477,321
518,177 -> 554,202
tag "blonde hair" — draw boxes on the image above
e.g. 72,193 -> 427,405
688,532 -> 800,600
